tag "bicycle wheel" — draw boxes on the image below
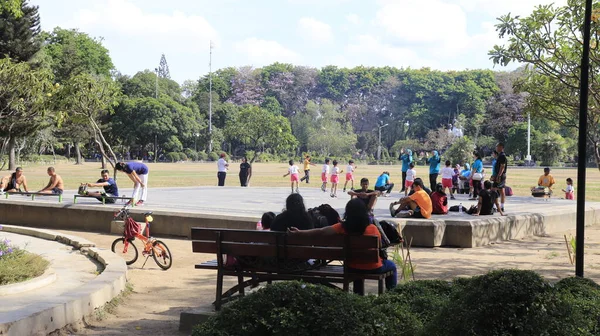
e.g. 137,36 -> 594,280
111,238 -> 138,265
151,240 -> 172,270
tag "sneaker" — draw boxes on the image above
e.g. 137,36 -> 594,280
125,199 -> 133,206
343,188 -> 346,192
295,188 -> 299,194
136,200 -> 144,206
384,193 -> 390,197
330,193 -> 334,198
501,207 -> 505,212
450,195 -> 456,200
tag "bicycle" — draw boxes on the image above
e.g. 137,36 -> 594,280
110,205 -> 173,270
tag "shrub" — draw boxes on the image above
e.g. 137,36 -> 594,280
197,151 -> 208,161
165,152 -> 179,162
377,280 -> 452,324
208,152 -> 219,161
544,277 -> 600,335
0,237 -> 49,285
184,148 -> 198,161
178,152 -> 188,161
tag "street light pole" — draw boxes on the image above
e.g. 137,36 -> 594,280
154,68 -> 158,99
208,41 -> 214,153
377,123 -> 389,161
525,112 -> 532,162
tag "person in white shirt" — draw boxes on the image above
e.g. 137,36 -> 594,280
329,160 -> 343,198
217,153 -> 229,186
320,158 -> 331,192
283,160 -> 301,193
343,159 -> 357,192
404,163 -> 417,196
440,160 -> 456,200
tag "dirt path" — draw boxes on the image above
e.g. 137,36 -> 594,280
55,226 -> 600,336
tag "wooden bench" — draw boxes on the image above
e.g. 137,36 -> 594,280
73,194 -> 134,205
192,228 -> 393,310
4,191 -> 63,202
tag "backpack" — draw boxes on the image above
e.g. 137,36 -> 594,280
449,205 -> 468,212
430,192 -> 448,215
307,207 -> 329,228
317,204 -> 341,226
78,184 -> 88,195
466,205 -> 478,215
504,186 -> 513,197
378,220 -> 403,245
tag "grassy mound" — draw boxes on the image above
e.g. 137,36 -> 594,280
0,237 -> 49,285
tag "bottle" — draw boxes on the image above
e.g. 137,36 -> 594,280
256,221 -> 263,230
458,203 -> 463,214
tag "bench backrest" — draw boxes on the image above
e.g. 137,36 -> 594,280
191,228 -> 380,264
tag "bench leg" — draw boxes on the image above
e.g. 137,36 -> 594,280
58,194 -> 63,202
378,279 -> 384,295
215,270 -> 224,311
238,274 -> 245,297
73,196 -> 78,204
343,279 -> 350,292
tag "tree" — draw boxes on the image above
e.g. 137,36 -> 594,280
489,0 -> 600,169
444,136 -> 475,166
0,0 -> 23,18
305,100 -> 357,157
158,53 -> 170,79
224,105 -> 297,162
0,0 -> 40,62
533,132 -> 567,166
0,58 -> 54,169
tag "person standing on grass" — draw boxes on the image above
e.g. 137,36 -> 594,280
320,158 -> 331,192
491,143 -> 508,212
300,155 -> 316,184
330,160 -> 343,198
38,167 -> 64,195
217,153 -> 229,186
399,149 -> 413,192
283,160 -> 301,194
84,170 -> 119,204
343,159 -> 357,192
115,161 -> 149,206
440,160 -> 455,200
425,150 -> 441,191
404,163 -> 416,196
374,171 -> 394,197
239,157 -> 251,187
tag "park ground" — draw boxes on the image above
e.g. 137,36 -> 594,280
5,161 -> 600,201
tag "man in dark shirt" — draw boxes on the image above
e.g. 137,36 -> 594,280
347,178 -> 379,213
491,143 -> 508,212
473,181 -> 505,216
85,170 -> 119,204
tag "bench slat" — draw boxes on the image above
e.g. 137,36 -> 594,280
195,263 -> 391,279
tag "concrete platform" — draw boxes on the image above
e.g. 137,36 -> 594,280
0,186 -> 599,248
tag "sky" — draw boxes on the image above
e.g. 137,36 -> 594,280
33,0 -> 568,84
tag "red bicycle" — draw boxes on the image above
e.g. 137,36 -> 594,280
110,206 -> 172,270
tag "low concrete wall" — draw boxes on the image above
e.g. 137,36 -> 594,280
0,200 -> 256,238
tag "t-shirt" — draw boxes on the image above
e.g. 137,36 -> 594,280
538,174 -> 556,188
217,158 -> 228,172
354,189 -> 376,208
123,162 -> 148,175
346,165 -> 354,173
406,169 -> 416,182
289,165 -> 300,175
322,164 -> 330,174
375,174 -> 390,187
495,152 -> 507,177
566,185 -> 574,193
240,162 -> 251,175
479,189 -> 498,215
332,166 -> 340,175
430,191 -> 448,214
441,167 -> 454,179
303,158 -> 311,170
331,223 -> 382,270
97,178 -> 119,196
409,189 -> 432,219
472,159 -> 483,173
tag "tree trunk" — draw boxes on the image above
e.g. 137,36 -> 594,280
595,142 -> 600,172
90,117 -> 119,180
8,136 -> 16,171
51,144 -> 56,164
74,141 -> 83,165
16,137 -> 26,165
66,143 -> 71,160
101,155 -> 106,169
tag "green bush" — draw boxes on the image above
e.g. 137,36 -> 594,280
197,151 -> 208,161
184,148 -> 198,161
208,152 -> 219,161
545,277 -> 600,335
178,152 -> 188,161
378,280 -> 452,324
165,152 -> 180,162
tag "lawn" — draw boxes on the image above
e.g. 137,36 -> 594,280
3,161 -> 600,201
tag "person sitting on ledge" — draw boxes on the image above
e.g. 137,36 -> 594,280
38,167 -> 64,195
348,177 -> 380,213
473,181 -> 505,216
389,179 -> 432,219
532,167 -> 555,195
82,169 -> 120,204
0,167 -> 28,193
288,198 -> 397,295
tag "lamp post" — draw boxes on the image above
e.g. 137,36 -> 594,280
154,68 -> 158,99
377,123 -> 389,161
404,120 -> 410,140
208,41 -> 214,153
525,112 -> 532,163
194,133 -> 200,152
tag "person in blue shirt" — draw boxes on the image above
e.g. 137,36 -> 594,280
459,163 -> 471,194
399,149 -> 413,192
84,170 -> 120,204
425,150 -> 441,191
374,171 -> 394,196
470,152 -> 484,200
116,161 -> 149,206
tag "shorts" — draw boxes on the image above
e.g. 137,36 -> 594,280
52,187 -> 63,195
345,173 -> 353,181
493,175 -> 506,189
411,207 -> 425,218
96,193 -> 117,204
405,180 -> 414,189
290,173 -> 299,182
442,178 -> 453,189
330,174 -> 339,183
321,173 -> 328,183
566,191 -> 574,200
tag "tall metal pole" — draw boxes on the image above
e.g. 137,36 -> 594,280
378,127 -> 382,161
525,113 -> 531,162
576,0 -> 593,277
208,41 -> 213,153
154,68 -> 158,99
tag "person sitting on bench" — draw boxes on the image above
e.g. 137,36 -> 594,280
83,169 -> 120,203
289,198 -> 397,295
0,167 -> 28,192
38,167 -> 64,195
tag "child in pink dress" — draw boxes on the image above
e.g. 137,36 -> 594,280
562,178 -> 574,200
343,159 -> 357,192
330,160 -> 343,198
320,158 -> 331,192
283,160 -> 300,194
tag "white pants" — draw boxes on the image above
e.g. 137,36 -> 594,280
132,174 -> 148,201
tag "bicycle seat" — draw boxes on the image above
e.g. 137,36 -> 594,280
143,211 -> 153,216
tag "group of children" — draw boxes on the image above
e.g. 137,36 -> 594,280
284,157 -> 357,198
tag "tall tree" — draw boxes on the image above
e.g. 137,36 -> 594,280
0,0 -> 40,62
158,53 -> 170,79
489,0 -> 600,168
0,0 -> 22,17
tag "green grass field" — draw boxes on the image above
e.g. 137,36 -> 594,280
4,161 -> 600,201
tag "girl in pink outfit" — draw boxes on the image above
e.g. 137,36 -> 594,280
330,160 -> 343,198
562,178 -> 574,200
343,159 -> 357,192
283,160 -> 301,194
321,158 -> 330,192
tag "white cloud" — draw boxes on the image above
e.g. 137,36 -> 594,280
234,38 -> 301,65
297,17 -> 334,44
457,0 -> 568,16
346,13 -> 363,25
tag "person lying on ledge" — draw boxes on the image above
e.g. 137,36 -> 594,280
288,198 -> 397,295
389,179 -> 432,219
473,180 -> 505,216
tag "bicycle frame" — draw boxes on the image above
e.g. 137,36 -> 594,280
115,207 -> 156,261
